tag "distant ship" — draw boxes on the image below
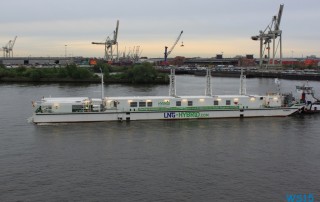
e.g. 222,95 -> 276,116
31,68 -> 300,124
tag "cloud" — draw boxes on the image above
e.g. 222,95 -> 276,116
1,0 -> 319,58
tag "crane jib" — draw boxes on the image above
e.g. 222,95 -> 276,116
164,30 -> 183,62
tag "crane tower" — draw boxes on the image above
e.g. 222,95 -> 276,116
251,4 -> 284,68
166,30 -> 184,97
2,36 -> 17,58
92,20 -> 119,62
164,30 -> 183,64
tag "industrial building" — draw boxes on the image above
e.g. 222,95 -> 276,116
0,57 -> 73,67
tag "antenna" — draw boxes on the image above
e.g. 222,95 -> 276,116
274,78 -> 281,93
169,67 -> 176,97
205,67 -> 212,96
100,68 -> 104,100
239,68 -> 246,95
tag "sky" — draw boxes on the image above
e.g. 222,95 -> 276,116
1,0 -> 319,59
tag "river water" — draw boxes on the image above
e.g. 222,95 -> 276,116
1,75 -> 319,201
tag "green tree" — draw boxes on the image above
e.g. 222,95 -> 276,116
93,60 -> 111,73
57,68 -> 68,78
129,63 -> 157,83
103,68 -> 110,80
0,68 -> 8,78
65,64 -> 78,77
70,68 -> 91,79
30,69 -> 42,81
21,68 -> 34,77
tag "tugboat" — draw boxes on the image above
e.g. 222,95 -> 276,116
296,82 -> 320,113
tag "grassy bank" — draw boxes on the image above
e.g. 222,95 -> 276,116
0,63 -> 169,84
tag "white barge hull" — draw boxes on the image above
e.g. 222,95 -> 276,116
32,108 -> 297,124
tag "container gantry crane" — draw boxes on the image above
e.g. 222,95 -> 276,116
2,36 -> 17,58
92,20 -> 119,62
251,4 -> 284,68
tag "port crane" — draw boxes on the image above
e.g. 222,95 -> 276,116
92,20 -> 119,62
131,46 -> 143,62
165,30 -> 184,97
164,30 -> 183,64
2,36 -> 17,58
251,4 -> 284,68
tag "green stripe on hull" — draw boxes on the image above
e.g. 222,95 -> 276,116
137,106 -> 240,112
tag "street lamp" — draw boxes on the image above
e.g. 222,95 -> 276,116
65,45 -> 67,57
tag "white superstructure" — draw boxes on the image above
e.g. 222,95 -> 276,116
32,68 -> 300,124
295,82 -> 320,113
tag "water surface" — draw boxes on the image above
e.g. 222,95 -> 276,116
1,76 -> 319,201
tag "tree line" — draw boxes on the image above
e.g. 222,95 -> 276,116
0,63 -> 169,84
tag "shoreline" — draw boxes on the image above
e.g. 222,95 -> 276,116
1,70 -> 320,83
159,69 -> 320,81
0,77 -> 169,84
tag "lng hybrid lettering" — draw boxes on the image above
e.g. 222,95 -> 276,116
164,112 -> 209,118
